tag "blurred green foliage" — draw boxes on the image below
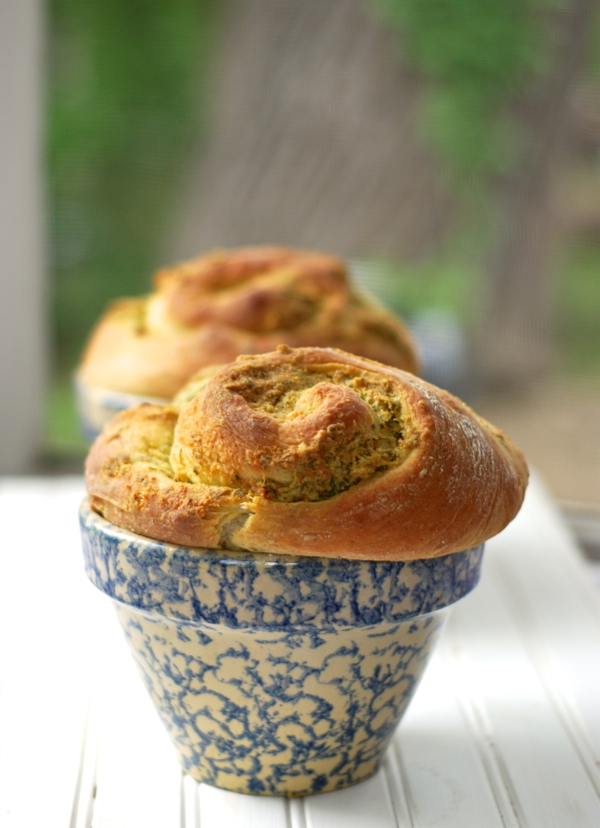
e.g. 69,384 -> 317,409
47,0 -> 216,461
374,0 -> 556,180
555,240 -> 600,376
356,257 -> 478,323
48,0 -> 216,376
371,0 -> 600,383
46,0 -> 600,461
369,239 -> 600,374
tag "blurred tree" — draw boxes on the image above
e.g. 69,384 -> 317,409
168,0 -> 454,263
465,0 -> 596,386
169,0 -> 598,388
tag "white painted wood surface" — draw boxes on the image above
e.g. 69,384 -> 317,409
0,474 -> 599,826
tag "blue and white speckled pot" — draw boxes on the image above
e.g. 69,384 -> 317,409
79,501 -> 484,797
74,375 -> 167,441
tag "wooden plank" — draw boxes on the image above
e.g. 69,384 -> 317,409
182,775 -> 201,828
90,616 -> 182,828
198,783 -> 290,828
444,548 -> 600,828
303,771 -> 397,828
488,478 -> 600,775
71,698 -> 101,828
0,667 -> 89,828
393,655 -> 512,828
2,475 -> 600,827
289,798 -> 308,828
0,478 -> 92,828
380,751 -> 414,828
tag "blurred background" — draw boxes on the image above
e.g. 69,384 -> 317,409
1,0 -> 600,551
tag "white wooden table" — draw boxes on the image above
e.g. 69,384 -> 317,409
1,474 -> 600,827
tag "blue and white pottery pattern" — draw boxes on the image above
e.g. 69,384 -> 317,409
74,375 -> 167,441
80,501 -> 484,796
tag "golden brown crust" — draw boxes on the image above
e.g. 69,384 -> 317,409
78,246 -> 419,399
85,346 -> 528,560
84,404 -> 245,548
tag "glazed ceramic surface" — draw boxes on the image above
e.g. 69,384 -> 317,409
74,375 -> 167,441
80,501 -> 484,796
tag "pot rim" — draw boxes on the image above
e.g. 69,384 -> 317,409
80,499 -> 484,631
74,372 -> 168,407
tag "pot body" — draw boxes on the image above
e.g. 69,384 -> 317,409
80,502 -> 484,796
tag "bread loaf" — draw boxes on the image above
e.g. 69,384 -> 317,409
85,346 -> 528,560
78,246 -> 418,399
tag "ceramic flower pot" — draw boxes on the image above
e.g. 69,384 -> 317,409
74,374 -> 167,441
80,501 -> 483,797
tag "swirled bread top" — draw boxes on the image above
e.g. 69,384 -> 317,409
85,346 -> 528,560
78,246 -> 418,399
